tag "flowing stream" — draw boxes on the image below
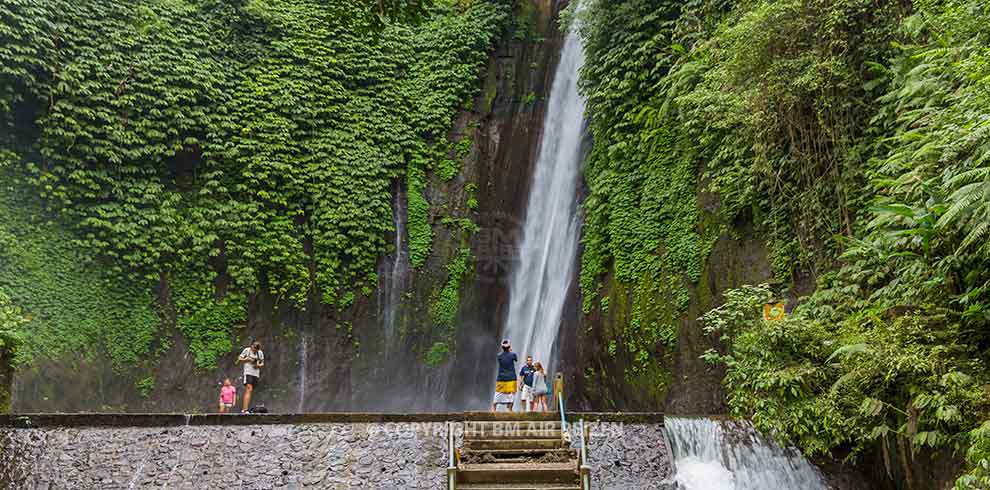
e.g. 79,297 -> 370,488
499,1 -> 587,386
665,417 -> 829,489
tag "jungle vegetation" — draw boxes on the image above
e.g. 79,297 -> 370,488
3,0 -> 990,485
0,0 -> 507,369
577,0 -> 990,485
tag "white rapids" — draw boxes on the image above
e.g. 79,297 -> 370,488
665,417 -> 829,490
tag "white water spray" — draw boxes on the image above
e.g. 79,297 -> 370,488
665,418 -> 828,490
499,2 -> 587,385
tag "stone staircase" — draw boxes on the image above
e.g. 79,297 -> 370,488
454,412 -> 581,490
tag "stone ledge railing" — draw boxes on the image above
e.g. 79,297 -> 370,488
0,411 -> 664,428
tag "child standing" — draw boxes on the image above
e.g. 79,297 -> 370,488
219,378 -> 237,413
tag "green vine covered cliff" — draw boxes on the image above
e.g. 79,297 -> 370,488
577,0 -> 990,486
0,0 -> 506,370
4,0 -> 990,484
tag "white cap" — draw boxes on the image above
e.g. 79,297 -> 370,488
501,339 -> 510,348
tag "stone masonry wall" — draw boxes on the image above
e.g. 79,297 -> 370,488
571,422 -> 674,490
0,415 -> 672,490
0,423 -> 451,490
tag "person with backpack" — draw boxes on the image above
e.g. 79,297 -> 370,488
238,340 -> 265,414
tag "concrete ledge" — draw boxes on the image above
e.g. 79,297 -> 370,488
0,412 -> 460,428
465,411 -> 665,424
566,412 -> 665,424
0,411 -> 663,428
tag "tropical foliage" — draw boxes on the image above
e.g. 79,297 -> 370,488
0,0 -> 507,367
0,290 -> 26,354
575,0 -> 723,393
579,0 -> 990,484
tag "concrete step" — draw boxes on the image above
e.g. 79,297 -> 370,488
465,421 -> 562,432
460,448 -> 576,465
461,448 -> 575,458
460,456 -> 576,465
457,484 -> 580,490
466,421 -> 562,429
464,422 -> 562,440
465,411 -> 560,422
456,463 -> 579,484
464,431 -> 562,441
464,438 -> 566,451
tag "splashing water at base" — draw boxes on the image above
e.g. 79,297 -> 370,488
674,456 -> 736,488
665,417 -> 828,490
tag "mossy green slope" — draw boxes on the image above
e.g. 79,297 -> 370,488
0,0 -> 508,376
0,170 -> 159,368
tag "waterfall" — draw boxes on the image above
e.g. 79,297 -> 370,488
297,333 -> 309,413
375,179 -> 407,403
499,2 -> 587,387
380,179 -> 407,351
665,417 -> 829,490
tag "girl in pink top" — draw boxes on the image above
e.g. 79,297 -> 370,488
219,378 -> 237,413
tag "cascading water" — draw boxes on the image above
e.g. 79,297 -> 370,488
499,2 -> 587,385
665,417 -> 829,490
371,179 -> 408,408
379,179 -> 407,356
297,333 -> 309,412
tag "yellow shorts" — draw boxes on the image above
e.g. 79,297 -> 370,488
495,380 -> 516,394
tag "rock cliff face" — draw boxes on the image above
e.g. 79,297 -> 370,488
6,0 -> 763,418
11,0 -> 569,413
565,196 -> 773,414
369,0 -> 570,411
10,0 -> 768,417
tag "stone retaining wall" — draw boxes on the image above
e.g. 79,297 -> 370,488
0,413 -> 671,490
572,422 -> 674,490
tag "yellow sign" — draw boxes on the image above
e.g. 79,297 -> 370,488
763,303 -> 785,321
